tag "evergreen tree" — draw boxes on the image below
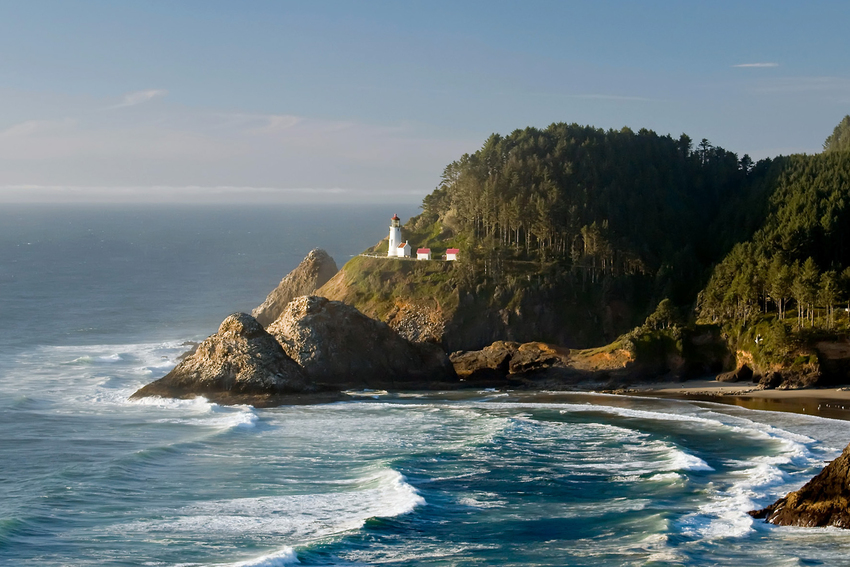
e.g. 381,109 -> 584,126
824,115 -> 850,153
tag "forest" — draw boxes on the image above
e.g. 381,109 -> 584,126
413,123 -> 773,309
409,116 -> 850,343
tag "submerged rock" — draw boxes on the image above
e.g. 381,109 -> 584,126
267,295 -> 458,389
253,249 -> 338,327
750,443 -> 850,528
130,313 -> 310,400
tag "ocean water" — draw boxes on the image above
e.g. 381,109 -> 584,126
3,205 -> 850,566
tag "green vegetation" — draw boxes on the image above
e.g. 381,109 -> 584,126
698,151 -> 850,333
824,115 -> 850,153
391,122 -> 780,344
342,116 -> 850,362
333,255 -> 458,321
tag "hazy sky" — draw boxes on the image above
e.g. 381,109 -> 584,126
1,1 -> 848,204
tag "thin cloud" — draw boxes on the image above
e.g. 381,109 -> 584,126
733,63 -> 779,68
568,93 -> 661,102
109,89 -> 168,109
0,118 -> 76,138
752,76 -> 850,94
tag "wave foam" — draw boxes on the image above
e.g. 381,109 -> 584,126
230,546 -> 299,566
118,468 -> 424,543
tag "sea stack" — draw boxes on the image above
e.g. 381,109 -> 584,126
130,313 -> 311,401
267,295 -> 458,390
252,249 -> 339,327
750,442 -> 850,528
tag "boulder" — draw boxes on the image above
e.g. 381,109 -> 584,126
750,442 -> 850,528
131,313 -> 311,400
267,296 -> 458,389
759,372 -> 783,390
451,341 -> 516,384
716,364 -> 753,383
450,340 -> 570,384
253,249 -> 338,327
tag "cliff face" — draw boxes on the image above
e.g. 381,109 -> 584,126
267,295 -> 457,389
317,255 -> 642,352
130,313 -> 311,400
750,443 -> 850,528
252,249 -> 338,327
132,297 -> 460,404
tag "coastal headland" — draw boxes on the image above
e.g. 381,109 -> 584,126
131,119 -> 850,529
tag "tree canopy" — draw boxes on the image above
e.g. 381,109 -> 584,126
415,123 -> 771,305
824,115 -> 850,153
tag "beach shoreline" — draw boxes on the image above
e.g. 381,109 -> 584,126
609,379 -> 850,421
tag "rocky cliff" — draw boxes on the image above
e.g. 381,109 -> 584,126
253,249 -> 338,327
130,313 -> 312,402
316,255 -> 641,353
750,443 -> 850,528
267,295 -> 458,390
132,297 -> 460,404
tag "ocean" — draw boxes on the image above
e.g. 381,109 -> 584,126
2,204 -> 850,566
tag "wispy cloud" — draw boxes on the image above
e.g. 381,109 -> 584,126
751,76 -> 850,95
0,184 -> 417,204
0,118 -> 76,138
250,114 -> 301,134
109,89 -> 168,109
567,93 -> 661,102
733,62 -> 779,68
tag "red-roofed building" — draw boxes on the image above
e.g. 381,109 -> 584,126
397,241 -> 411,258
445,248 -> 459,261
416,248 -> 431,260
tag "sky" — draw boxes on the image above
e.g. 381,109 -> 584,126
0,0 -> 848,204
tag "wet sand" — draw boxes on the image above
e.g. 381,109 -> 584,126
619,379 -> 850,421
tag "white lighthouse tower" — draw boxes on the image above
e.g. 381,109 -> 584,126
388,214 -> 402,257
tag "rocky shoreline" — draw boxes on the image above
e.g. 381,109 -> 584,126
129,249 -> 850,530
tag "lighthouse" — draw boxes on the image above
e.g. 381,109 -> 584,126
388,214 -> 402,257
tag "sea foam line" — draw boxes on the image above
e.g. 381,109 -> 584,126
229,546 -> 299,567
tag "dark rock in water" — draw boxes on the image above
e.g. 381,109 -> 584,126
750,443 -> 850,528
450,341 -> 570,384
267,295 -> 458,389
130,313 -> 311,400
717,364 -> 753,383
253,249 -> 338,327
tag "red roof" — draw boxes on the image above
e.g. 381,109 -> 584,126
446,248 -> 460,254
391,213 -> 400,220
397,242 -> 407,248
417,248 -> 431,254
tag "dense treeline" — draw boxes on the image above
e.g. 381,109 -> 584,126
415,123 -> 770,303
699,151 -> 850,329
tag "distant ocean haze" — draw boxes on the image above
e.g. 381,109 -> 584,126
0,204 -> 418,350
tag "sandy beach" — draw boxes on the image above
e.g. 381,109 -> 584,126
618,379 -> 850,421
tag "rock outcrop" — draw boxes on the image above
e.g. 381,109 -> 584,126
267,295 -> 458,389
450,341 -> 571,385
716,364 -> 754,383
750,443 -> 850,528
131,313 -> 311,401
253,249 -> 338,327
